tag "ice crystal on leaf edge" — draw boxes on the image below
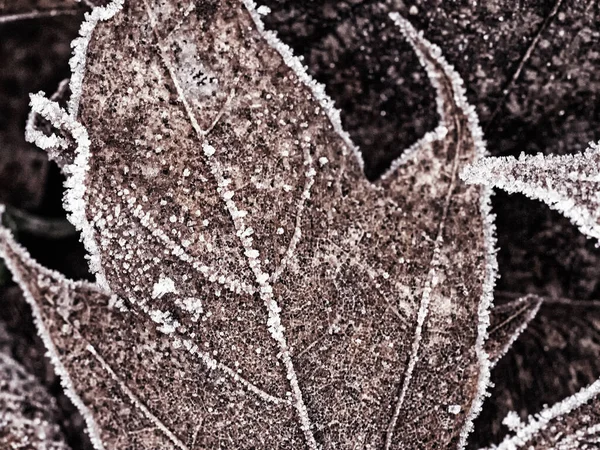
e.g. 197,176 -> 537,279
462,141 -> 600,242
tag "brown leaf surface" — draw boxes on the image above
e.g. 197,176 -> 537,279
22,1 -> 496,449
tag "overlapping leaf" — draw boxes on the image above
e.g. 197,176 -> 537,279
21,1 -> 498,448
484,295 -> 542,367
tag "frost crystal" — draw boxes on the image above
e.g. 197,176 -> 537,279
488,378 -> 600,449
502,411 -> 523,432
151,275 -> 178,299
462,141 -> 600,241
448,405 -> 462,415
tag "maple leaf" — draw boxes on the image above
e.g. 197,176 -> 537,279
461,141 -> 600,241
18,1 -> 501,448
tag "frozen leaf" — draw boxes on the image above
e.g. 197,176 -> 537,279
472,295 -> 600,448
0,349 -> 69,450
484,379 -> 600,449
462,141 -> 600,240
485,295 -> 542,367
25,2 -> 497,449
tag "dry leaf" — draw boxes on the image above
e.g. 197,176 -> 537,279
20,1 -> 499,449
484,295 -> 542,367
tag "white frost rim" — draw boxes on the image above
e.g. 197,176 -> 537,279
387,12 -> 498,449
0,207 -> 107,450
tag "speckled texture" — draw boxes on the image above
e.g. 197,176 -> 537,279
17,0 -> 497,448
3,1 -> 600,449
0,286 -> 93,450
484,295 -> 542,366
0,348 -> 69,450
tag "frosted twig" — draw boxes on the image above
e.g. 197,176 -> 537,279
485,0 -> 564,132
